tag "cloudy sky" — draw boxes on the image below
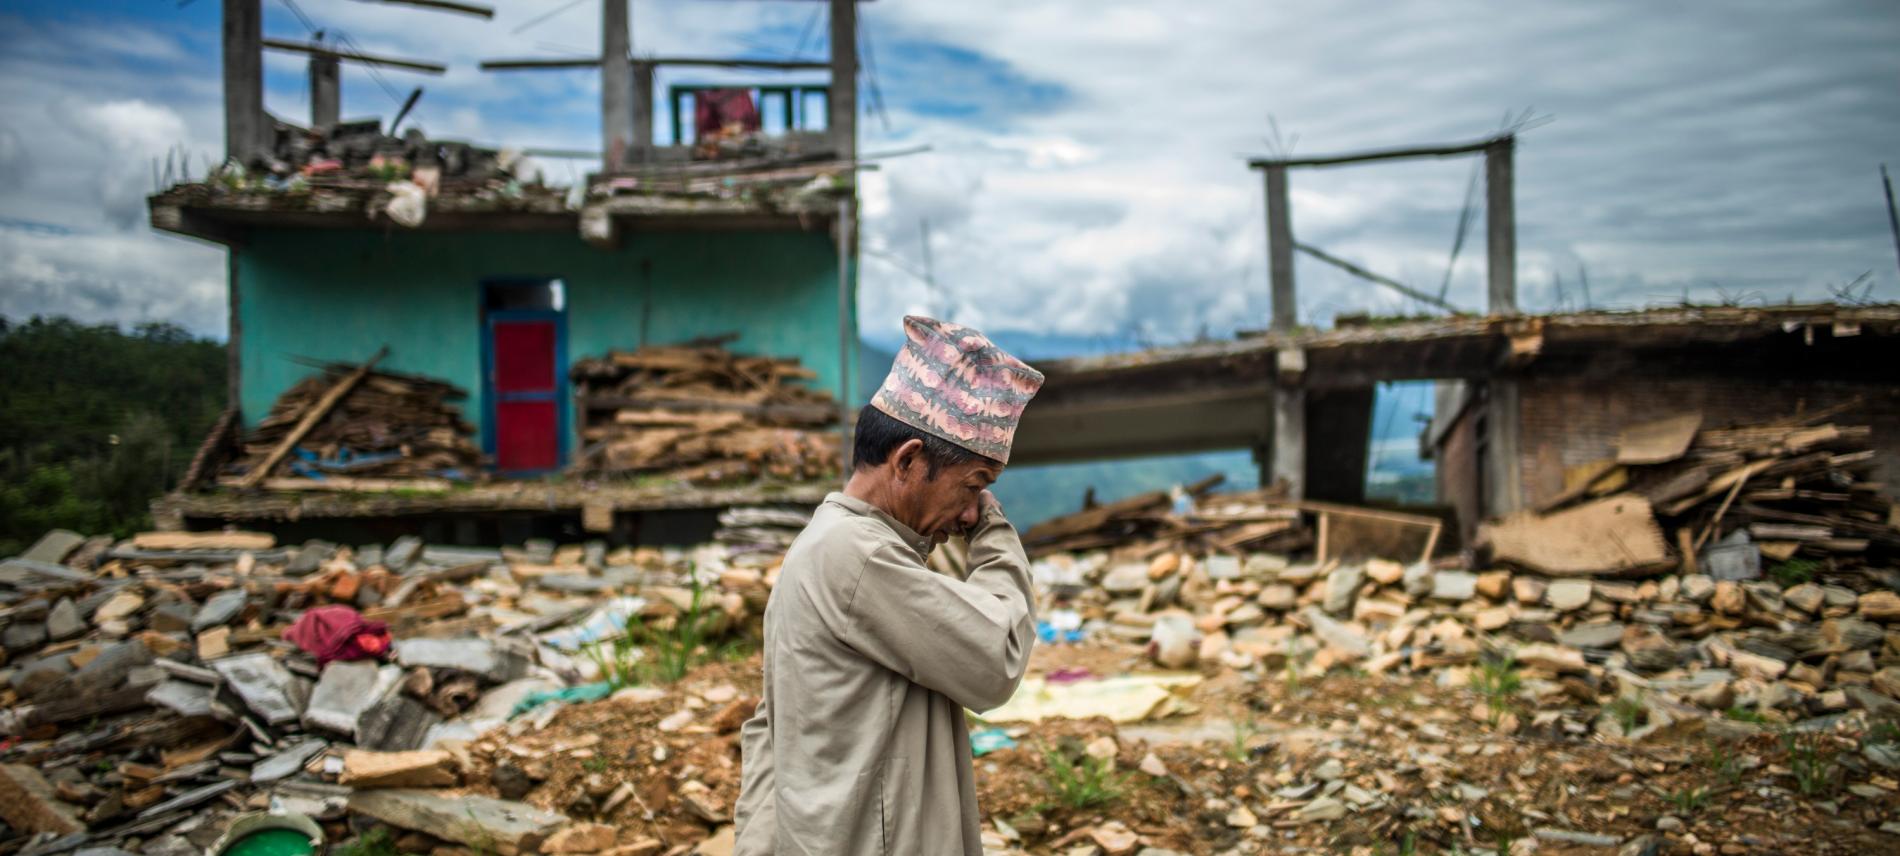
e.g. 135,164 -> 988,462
2,0 -> 1897,350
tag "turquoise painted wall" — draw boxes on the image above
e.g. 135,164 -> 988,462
235,228 -> 857,453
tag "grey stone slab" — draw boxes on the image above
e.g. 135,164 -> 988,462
0,558 -> 90,586
45,598 -> 84,642
385,536 -> 423,571
302,661 -> 400,736
191,589 -> 248,632
347,789 -> 567,855
135,780 -> 239,820
421,545 -> 501,566
285,541 -> 335,577
355,693 -> 441,752
3,622 -> 46,653
355,544 -> 384,568
1559,622 -> 1627,650
10,655 -> 72,698
1324,563 -> 1364,614
146,680 -> 218,718
149,603 -> 194,634
60,639 -> 153,695
154,659 -> 221,685
210,652 -> 300,725
394,637 -> 527,683
19,530 -> 85,565
250,738 -> 328,784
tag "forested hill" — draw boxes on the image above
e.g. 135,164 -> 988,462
0,316 -> 225,554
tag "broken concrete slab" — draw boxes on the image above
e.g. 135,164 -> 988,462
0,557 -> 92,587
304,661 -> 402,736
1301,607 -> 1370,659
211,652 -> 300,725
356,693 -> 442,752
1323,563 -> 1364,615
251,738 -> 329,783
58,638 -> 153,696
192,589 -> 248,632
145,680 -> 218,718
394,637 -> 529,683
1480,495 -> 1669,576
347,789 -> 567,855
3,622 -> 47,653
339,749 -> 459,788
19,530 -> 85,565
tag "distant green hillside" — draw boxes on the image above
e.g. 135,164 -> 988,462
0,316 -> 226,554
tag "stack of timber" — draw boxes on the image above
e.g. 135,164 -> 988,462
1480,405 -> 1899,579
1022,476 -> 1316,558
570,340 -> 840,483
225,351 -> 484,490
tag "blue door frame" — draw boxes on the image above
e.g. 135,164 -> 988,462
480,307 -> 570,475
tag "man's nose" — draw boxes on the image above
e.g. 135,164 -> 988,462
958,500 -> 981,529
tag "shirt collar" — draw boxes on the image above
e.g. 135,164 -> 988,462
826,491 -> 935,557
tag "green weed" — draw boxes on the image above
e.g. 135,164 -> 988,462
581,755 -> 610,774
1473,651 -> 1524,725
1040,743 -> 1130,810
1768,558 -> 1821,587
1283,639 -> 1311,697
1609,695 -> 1648,736
335,827 -> 399,856
1665,786 -> 1710,814
1703,739 -> 1743,787
1784,730 -> 1841,797
582,568 -> 721,688
1724,705 -> 1768,725
1226,714 -> 1260,763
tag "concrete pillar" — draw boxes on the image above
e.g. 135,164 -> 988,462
601,0 -> 632,172
1265,164 -> 1296,333
631,61 -> 654,164
309,54 -> 340,133
828,0 -> 857,161
1482,379 -> 1522,516
1485,136 -> 1517,315
223,0 -> 266,164
1271,385 -> 1306,500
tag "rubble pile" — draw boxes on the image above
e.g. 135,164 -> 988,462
569,340 -> 841,483
1481,407 -> 1897,579
227,361 -> 485,487
0,527 -> 764,856
258,118 -> 524,190
1022,477 -> 1308,558
1030,409 -> 1900,740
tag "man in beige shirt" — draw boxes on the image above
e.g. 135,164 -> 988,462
736,316 -> 1044,855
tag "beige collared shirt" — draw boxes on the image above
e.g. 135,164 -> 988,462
735,492 -> 1037,855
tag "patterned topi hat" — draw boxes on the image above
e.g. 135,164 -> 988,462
870,316 -> 1045,465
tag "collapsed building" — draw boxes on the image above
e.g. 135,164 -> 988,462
147,0 -> 868,545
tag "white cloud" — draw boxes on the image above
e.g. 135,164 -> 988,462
2,0 -> 1898,349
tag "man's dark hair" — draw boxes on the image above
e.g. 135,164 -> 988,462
852,404 -> 993,476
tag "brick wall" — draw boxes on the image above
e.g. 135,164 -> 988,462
1436,399 -> 1484,540
1515,376 -> 1900,508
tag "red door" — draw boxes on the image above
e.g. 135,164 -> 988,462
486,315 -> 563,472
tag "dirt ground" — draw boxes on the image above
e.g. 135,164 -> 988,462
455,640 -> 1900,855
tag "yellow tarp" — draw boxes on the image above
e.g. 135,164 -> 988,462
978,673 -> 1203,724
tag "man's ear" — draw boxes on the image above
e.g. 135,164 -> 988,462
890,438 -> 927,482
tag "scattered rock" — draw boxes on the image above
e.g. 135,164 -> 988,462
544,823 -> 617,854
1546,579 -> 1592,612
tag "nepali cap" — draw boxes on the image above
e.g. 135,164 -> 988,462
870,316 -> 1045,465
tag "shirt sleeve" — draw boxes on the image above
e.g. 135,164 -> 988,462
837,507 -> 1037,712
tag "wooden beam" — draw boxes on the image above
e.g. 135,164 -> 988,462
481,57 -> 599,71
602,1 -> 632,171
234,347 -> 387,489
829,0 -> 857,160
1485,136 -> 1518,315
261,38 -> 446,74
223,0 -> 266,164
1247,133 -> 1511,169
1265,164 -> 1295,332
347,0 -> 494,18
1294,241 -> 1464,314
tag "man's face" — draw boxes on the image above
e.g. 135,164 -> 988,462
900,454 -> 1002,545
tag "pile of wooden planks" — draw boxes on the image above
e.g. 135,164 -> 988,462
1482,404 -> 1899,577
227,353 -> 484,488
1022,476 -> 1315,558
569,339 -> 840,482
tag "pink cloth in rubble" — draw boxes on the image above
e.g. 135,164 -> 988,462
282,605 -> 392,666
